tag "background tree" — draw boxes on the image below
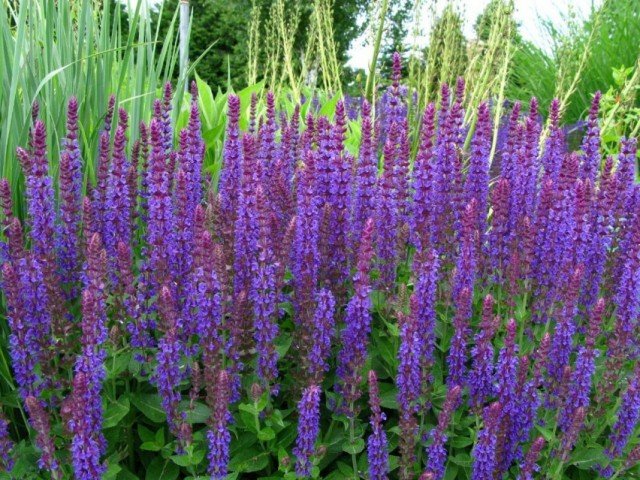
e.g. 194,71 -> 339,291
153,0 -> 250,89
153,0 -> 368,89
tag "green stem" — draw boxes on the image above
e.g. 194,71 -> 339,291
364,0 -> 389,103
349,411 -> 358,479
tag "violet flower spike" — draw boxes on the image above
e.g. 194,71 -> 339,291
308,288 -> 336,384
294,385 -> 321,478
423,385 -> 462,480
367,371 -> 389,480
471,402 -> 502,480
207,370 -> 232,480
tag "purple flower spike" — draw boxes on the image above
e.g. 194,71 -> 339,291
412,247 -> 440,388
2,262 -> 38,398
423,385 -> 462,480
294,385 -> 321,478
367,371 -> 389,480
464,102 -> 491,239
411,103 -> 437,249
447,287 -> 472,386
397,297 -> 421,413
559,298 -> 604,431
146,118 -> 176,288
0,411 -> 14,471
293,150 -> 321,322
154,286 -> 191,446
219,94 -> 243,244
25,396 -> 60,476
606,366 -> 640,460
336,218 -> 375,412
352,100 -> 377,250
580,92 -> 602,184
471,402 -> 502,480
104,124 -> 131,269
308,288 -> 336,384
207,370 -> 232,480
376,124 -> 401,291
22,121 -> 56,257
57,98 -> 83,292
518,437 -> 545,480
469,295 -> 497,408
548,265 -> 584,385
252,186 -> 280,391
68,370 -> 106,480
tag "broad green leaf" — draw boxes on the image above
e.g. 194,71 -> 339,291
104,462 -> 122,480
103,397 -> 130,428
145,457 -> 179,480
140,442 -> 162,452
571,445 -> 608,469
170,449 -> 205,467
342,437 -> 365,455
131,393 -> 166,423
258,427 -> 276,441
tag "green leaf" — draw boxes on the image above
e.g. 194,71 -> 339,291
117,466 -> 140,480
319,92 -> 340,118
138,425 -> 155,443
182,401 -> 210,424
342,437 -> 365,455
535,425 -> 555,442
140,442 -> 162,452
571,445 -> 608,469
156,427 -> 165,446
145,457 -> 179,480
107,351 -> 133,379
104,462 -> 122,480
103,397 -> 130,428
449,435 -> 474,449
131,393 -> 166,423
228,448 -> 269,473
170,449 -> 205,467
450,452 -> 472,467
336,461 -> 353,477
258,427 -> 276,441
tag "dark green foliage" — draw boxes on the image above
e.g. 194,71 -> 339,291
153,0 -> 251,89
153,0 -> 368,89
507,0 -> 640,122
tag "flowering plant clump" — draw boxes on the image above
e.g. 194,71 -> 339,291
0,54 -> 639,479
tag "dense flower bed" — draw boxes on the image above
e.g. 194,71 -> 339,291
0,54 -> 639,479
